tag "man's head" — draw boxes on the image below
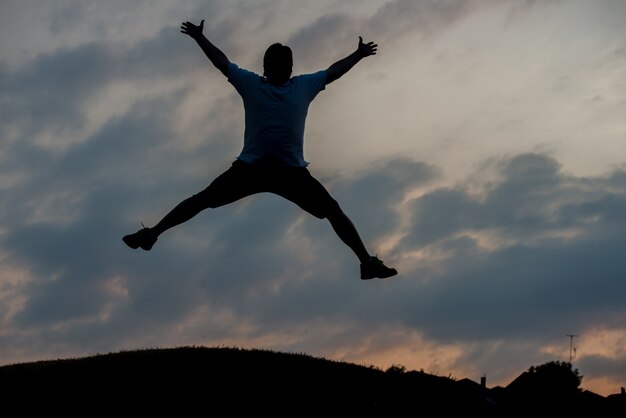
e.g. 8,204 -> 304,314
263,43 -> 293,85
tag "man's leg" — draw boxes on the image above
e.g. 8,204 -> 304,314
123,161 -> 258,250
327,210 -> 370,264
150,194 -> 207,237
326,208 -> 398,280
275,168 -> 397,280
122,191 -> 213,250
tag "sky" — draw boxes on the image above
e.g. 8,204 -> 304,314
1,0 -> 625,396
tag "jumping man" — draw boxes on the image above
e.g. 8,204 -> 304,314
123,19 -> 398,280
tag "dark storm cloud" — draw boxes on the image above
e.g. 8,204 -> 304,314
0,24 -> 198,143
0,18 -> 240,336
400,230 -> 626,341
332,158 -> 439,240
404,153 -> 599,247
578,353 -> 626,382
2,95 -> 200,327
393,153 -> 626,342
0,43 -> 111,136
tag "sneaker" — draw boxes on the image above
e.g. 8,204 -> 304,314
360,256 -> 398,280
122,226 -> 158,251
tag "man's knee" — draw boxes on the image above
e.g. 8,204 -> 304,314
187,189 -> 218,211
319,200 -> 343,220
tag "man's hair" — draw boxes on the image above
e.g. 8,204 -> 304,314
263,43 -> 293,83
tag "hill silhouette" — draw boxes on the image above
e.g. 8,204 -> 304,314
1,346 -> 624,414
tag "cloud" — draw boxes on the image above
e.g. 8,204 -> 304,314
0,43 -> 112,140
403,153 -> 624,248
364,0 -> 557,44
329,157 -> 439,242
0,82 -> 238,344
284,0 -> 521,72
393,153 -> 626,343
367,0 -> 477,41
0,26 -> 203,154
578,353 -> 626,382
288,13 -> 355,71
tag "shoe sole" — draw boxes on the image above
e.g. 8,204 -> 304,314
122,235 -> 140,249
361,269 -> 398,280
122,235 -> 155,251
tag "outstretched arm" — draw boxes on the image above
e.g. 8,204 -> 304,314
181,20 -> 230,77
325,36 -> 377,85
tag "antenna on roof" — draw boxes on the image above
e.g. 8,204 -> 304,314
566,334 -> 579,364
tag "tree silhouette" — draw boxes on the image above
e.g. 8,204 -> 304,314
385,364 -> 407,375
527,361 -> 582,394
505,360 -> 583,412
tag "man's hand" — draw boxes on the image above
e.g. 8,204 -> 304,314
181,20 -> 205,39
181,18 -> 230,77
356,36 -> 378,58
326,36 -> 378,84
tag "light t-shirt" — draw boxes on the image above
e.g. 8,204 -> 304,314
227,62 -> 327,167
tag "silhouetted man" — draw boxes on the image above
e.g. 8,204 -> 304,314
123,19 -> 397,280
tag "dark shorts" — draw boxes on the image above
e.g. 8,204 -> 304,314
195,159 -> 341,219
